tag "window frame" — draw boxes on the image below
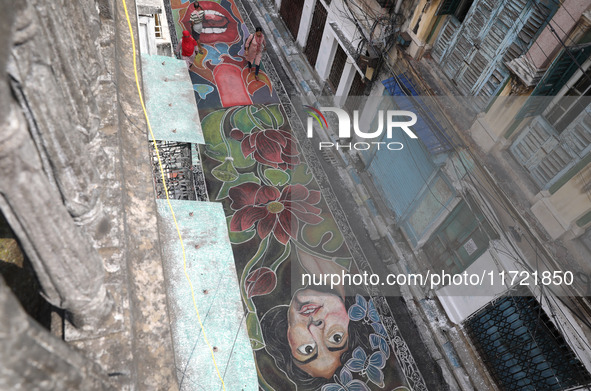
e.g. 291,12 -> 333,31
154,13 -> 163,39
423,194 -> 498,275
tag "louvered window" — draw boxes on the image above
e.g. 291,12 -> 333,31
431,0 -> 557,110
515,43 -> 591,121
511,39 -> 591,190
510,108 -> 591,189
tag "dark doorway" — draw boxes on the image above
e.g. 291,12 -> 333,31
328,44 -> 347,91
279,0 -> 305,40
344,71 -> 366,112
304,0 -> 328,68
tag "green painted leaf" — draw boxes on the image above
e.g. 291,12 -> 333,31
202,110 -> 228,162
201,110 -> 225,145
264,168 -> 290,186
335,257 -> 352,270
253,107 -> 273,128
204,144 -> 228,162
301,216 -> 345,253
216,172 -> 260,200
232,107 -> 256,134
246,311 -> 265,350
240,237 -> 269,313
291,163 -> 313,185
211,159 -> 239,182
226,216 -> 257,244
268,104 -> 284,128
228,138 -> 255,168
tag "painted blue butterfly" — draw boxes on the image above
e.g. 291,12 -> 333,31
369,333 -> 391,359
348,295 -> 380,324
368,320 -> 391,358
345,347 -> 386,388
371,321 -> 388,337
321,367 -> 370,391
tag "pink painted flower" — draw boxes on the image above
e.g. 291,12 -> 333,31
229,182 -> 323,244
231,128 -> 301,170
245,267 -> 277,298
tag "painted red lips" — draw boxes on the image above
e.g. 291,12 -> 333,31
203,10 -> 229,30
299,304 -> 322,317
181,1 -> 240,45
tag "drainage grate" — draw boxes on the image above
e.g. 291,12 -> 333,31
149,140 -> 208,201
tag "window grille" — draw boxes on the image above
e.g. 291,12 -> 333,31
344,72 -> 366,113
149,141 -> 208,201
304,0 -> 328,68
328,44 -> 347,92
466,290 -> 591,391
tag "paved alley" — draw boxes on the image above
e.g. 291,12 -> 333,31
163,0 -> 448,389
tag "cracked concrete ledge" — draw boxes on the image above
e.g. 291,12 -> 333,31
113,0 -> 178,389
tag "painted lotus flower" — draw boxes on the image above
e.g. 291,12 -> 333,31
230,128 -> 301,170
245,267 -> 277,298
229,182 -> 323,244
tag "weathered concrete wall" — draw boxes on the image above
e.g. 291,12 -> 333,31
532,162 -> 591,240
112,0 -> 180,388
406,0 -> 443,58
526,0 -> 591,69
3,0 -> 113,329
0,0 -> 179,388
10,0 -> 106,221
0,276 -> 116,391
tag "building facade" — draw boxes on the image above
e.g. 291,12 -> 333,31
276,0 -> 591,389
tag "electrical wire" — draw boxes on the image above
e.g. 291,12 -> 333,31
382,8 -> 591,337
376,0 -> 591,380
119,0 -> 226,389
396,7 -> 591,362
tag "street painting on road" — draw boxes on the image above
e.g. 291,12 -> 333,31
169,0 -> 414,389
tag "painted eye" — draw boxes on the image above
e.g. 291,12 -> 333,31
297,343 -> 316,355
328,332 -> 344,344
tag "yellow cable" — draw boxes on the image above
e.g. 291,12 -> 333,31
120,1 -> 226,389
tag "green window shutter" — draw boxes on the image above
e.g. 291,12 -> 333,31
515,43 -> 591,120
437,0 -> 462,15
424,195 -> 498,275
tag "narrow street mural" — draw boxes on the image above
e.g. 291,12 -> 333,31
174,0 -> 278,108
168,1 -> 423,389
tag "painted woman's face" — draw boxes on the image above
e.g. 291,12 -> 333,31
287,289 -> 350,378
